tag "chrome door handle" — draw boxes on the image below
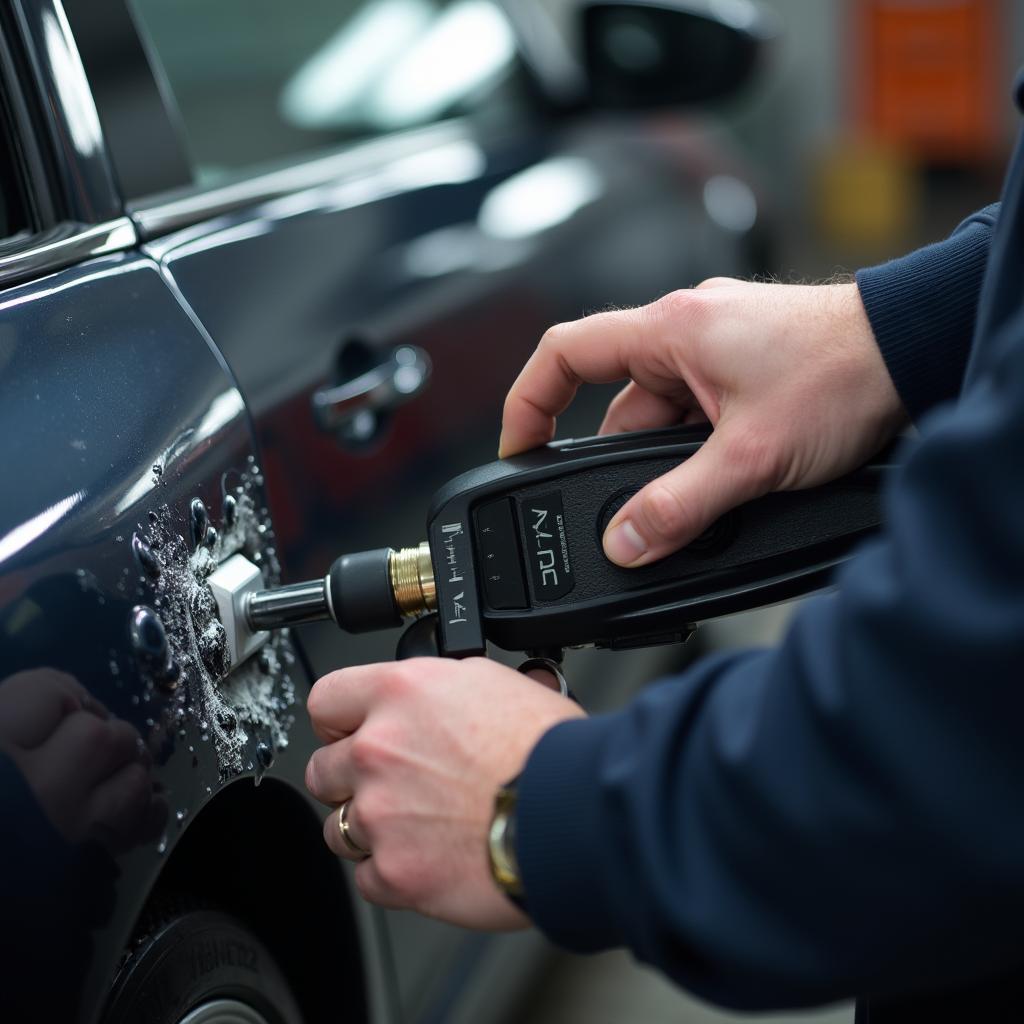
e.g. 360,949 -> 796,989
312,345 -> 431,432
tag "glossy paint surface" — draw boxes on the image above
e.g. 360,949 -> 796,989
0,254 -> 318,1018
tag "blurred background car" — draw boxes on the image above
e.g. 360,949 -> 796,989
0,1 -> 1020,1022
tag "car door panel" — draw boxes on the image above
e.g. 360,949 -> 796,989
0,251 -> 338,1018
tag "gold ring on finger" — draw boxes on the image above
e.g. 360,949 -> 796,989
338,798 -> 371,859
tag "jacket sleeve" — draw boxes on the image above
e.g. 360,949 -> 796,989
856,204 -> 999,421
515,303 -> 1024,1009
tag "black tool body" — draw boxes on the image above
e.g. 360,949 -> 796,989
427,425 -> 896,658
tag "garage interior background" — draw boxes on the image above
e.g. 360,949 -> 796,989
511,1 -> 1023,1022
548,0 -> 1023,276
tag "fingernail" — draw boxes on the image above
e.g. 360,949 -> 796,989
604,519 -> 647,566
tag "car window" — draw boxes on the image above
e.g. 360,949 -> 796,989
0,104 -> 29,241
0,134 -> 27,243
129,0 -> 523,187
0,155 -> 15,240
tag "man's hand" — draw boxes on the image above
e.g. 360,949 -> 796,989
500,279 -> 906,566
305,657 -> 585,930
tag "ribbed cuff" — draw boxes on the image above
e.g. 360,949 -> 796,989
856,212 -> 994,421
516,715 -> 626,952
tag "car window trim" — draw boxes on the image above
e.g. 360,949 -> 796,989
128,117 -> 480,241
9,0 -> 123,224
62,0 -> 194,200
0,216 -> 137,289
0,6 -> 56,231
0,7 -> 136,289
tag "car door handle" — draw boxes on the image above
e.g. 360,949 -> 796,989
312,345 -> 431,432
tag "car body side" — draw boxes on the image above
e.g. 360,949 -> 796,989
0,1 -> 771,1021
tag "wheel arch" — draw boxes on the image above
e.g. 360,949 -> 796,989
134,777 -> 369,1024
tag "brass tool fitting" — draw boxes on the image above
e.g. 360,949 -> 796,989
388,542 -> 436,617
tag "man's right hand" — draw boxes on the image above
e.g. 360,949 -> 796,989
499,278 -> 907,567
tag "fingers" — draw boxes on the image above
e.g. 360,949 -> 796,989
46,712 -> 147,789
306,735 -> 356,805
499,308 -> 652,457
0,669 -> 100,749
308,714 -> 348,746
308,659 -> 442,742
352,859 -> 399,908
603,426 -> 777,566
598,381 -> 696,437
306,665 -> 383,742
21,713 -> 153,847
323,799 -> 371,862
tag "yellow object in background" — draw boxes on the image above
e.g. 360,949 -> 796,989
814,140 -> 919,255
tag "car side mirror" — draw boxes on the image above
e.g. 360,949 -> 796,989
580,0 -> 776,110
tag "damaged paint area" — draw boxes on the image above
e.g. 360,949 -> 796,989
131,460 -> 296,779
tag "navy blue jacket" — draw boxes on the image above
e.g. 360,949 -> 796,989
517,82 -> 1024,1010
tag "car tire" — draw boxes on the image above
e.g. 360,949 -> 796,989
103,901 -> 304,1024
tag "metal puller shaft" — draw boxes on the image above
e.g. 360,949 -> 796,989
243,543 -> 436,634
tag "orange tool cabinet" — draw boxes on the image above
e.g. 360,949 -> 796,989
854,0 -> 1003,163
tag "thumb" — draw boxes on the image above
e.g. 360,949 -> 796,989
603,428 -> 774,567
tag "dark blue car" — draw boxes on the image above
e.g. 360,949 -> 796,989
0,1 -> 773,1020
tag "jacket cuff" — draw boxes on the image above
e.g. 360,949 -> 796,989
516,715 -> 625,952
855,213 -> 994,421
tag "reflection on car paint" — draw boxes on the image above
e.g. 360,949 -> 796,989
129,459 -> 296,782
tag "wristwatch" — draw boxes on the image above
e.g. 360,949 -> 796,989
488,777 -> 525,904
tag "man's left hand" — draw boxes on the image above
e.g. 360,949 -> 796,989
305,656 -> 585,930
